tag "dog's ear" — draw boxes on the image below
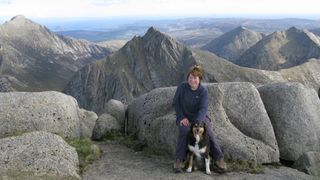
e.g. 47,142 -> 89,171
190,122 -> 194,127
188,125 -> 194,138
202,122 -> 207,134
200,121 -> 205,129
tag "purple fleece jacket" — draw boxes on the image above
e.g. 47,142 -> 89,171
172,81 -> 209,125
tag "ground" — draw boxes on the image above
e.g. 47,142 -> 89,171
82,141 -> 316,180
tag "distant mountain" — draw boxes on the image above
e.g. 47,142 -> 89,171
310,28 -> 320,36
56,27 -> 147,42
170,27 -> 223,48
64,27 -> 320,114
0,15 -> 112,91
201,26 -> 264,62
235,27 -> 320,70
53,18 -> 320,48
56,27 -> 222,48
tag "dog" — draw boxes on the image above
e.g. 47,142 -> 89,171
186,122 -> 211,174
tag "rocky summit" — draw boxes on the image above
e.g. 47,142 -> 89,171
0,15 -> 112,91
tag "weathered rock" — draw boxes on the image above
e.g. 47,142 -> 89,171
293,151 -> 320,176
258,82 -> 320,161
0,131 -> 80,179
0,91 -> 82,138
79,108 -> 98,138
104,99 -> 127,129
128,82 -> 279,163
92,113 -> 121,140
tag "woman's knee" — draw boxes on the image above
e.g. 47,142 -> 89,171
178,125 -> 191,135
204,120 -> 215,138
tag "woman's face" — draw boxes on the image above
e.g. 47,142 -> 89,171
188,73 -> 200,90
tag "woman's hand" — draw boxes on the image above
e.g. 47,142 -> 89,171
180,118 -> 190,126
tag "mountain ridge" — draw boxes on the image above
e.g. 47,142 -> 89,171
202,26 -> 264,62
64,27 -> 320,114
0,16 -> 112,91
235,27 -> 320,70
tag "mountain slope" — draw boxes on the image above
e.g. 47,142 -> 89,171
64,27 -> 196,113
202,26 -> 264,62
236,27 -> 320,70
0,15 -> 112,91
64,27 -> 320,114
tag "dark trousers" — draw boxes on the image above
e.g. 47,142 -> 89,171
175,117 -> 223,161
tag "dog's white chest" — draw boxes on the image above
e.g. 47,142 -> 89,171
188,143 -> 206,158
195,144 -> 200,152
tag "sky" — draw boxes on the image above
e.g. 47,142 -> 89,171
0,0 -> 320,20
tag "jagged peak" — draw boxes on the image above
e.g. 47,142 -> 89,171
286,26 -> 302,33
119,26 -> 180,49
284,27 -> 320,45
146,26 -> 158,34
144,27 -> 162,37
10,15 -> 27,21
270,27 -> 301,36
222,26 -> 260,37
2,15 -> 51,35
232,26 -> 263,36
119,26 -> 184,57
2,15 -> 49,32
143,26 -> 173,41
226,26 -> 250,36
234,26 -> 247,31
8,15 -> 36,25
210,26 -> 259,43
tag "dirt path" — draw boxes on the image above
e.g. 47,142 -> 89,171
82,141 -> 316,180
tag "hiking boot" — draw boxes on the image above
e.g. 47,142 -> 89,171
215,158 -> 227,172
173,159 -> 183,173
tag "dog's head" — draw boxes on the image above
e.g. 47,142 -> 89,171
191,122 -> 206,141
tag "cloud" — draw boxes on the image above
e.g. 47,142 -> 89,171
0,0 -> 12,4
0,0 -> 319,19
89,0 -> 123,6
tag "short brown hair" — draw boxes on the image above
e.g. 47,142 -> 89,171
187,65 -> 204,81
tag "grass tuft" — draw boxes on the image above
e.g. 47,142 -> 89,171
65,137 -> 102,174
3,131 -> 27,138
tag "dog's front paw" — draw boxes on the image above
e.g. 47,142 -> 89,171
186,167 -> 192,173
206,169 -> 211,175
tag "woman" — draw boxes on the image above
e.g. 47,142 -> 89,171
172,65 -> 226,173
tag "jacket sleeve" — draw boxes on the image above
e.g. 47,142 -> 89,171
195,87 -> 208,123
172,83 -> 185,124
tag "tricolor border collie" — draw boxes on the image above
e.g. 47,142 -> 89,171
186,122 -> 211,174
